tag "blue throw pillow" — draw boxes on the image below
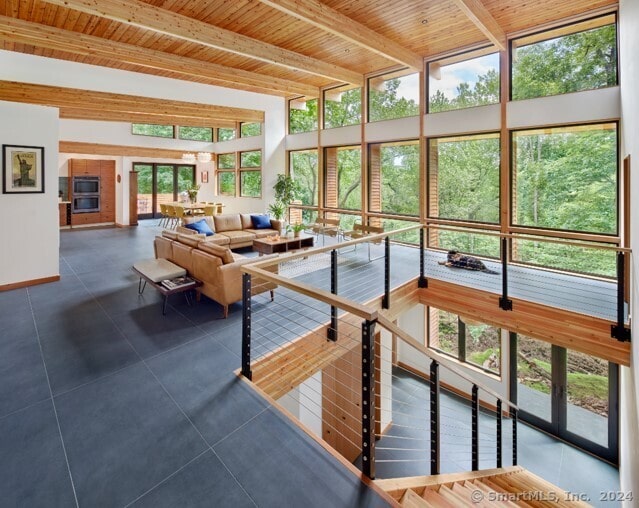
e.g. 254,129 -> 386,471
251,214 -> 272,229
184,219 -> 214,236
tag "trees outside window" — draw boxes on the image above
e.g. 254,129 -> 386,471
218,172 -> 236,196
132,123 -> 174,138
290,150 -> 318,206
240,150 -> 261,168
240,122 -> 261,137
428,52 -> 499,113
178,126 -> 212,142
428,308 -> 501,375
368,71 -> 419,122
324,86 -> 361,129
217,128 -> 236,141
217,153 -> 235,170
325,146 -> 361,211
369,141 -> 419,216
512,17 -> 617,101
429,133 -> 500,224
289,98 -> 318,134
240,171 -> 261,198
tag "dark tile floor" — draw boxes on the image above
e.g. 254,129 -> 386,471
0,223 -> 389,508
0,221 -> 620,507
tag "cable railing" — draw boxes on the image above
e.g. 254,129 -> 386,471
239,223 -> 630,481
240,227 -> 522,480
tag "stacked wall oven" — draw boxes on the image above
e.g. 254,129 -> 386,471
72,176 -> 100,213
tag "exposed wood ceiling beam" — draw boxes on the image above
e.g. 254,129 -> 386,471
0,16 -> 318,98
43,0 -> 364,85
59,109 -> 236,129
451,0 -> 506,51
0,81 -> 264,124
59,141 -> 191,159
257,0 -> 423,70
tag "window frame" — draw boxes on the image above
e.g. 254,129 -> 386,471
239,149 -> 262,198
131,123 -> 175,138
177,126 -> 213,142
288,97 -> 318,134
217,170 -> 237,197
322,85 -> 362,130
367,68 -> 420,123
240,122 -> 262,138
217,127 -> 236,142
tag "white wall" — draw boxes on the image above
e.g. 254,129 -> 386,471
0,101 -> 59,286
618,0 -> 639,502
0,50 -> 286,221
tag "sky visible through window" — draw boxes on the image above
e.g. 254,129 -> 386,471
430,53 -> 499,102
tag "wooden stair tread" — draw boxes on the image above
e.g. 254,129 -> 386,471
438,484 -> 476,507
400,488 -> 430,507
421,488 -> 458,508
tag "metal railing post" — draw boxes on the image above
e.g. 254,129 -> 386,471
511,407 -> 518,466
430,359 -> 440,475
499,237 -> 513,311
471,384 -> 479,471
382,237 -> 390,309
241,273 -> 252,380
328,249 -> 338,341
496,399 -> 503,468
362,319 -> 377,479
611,251 -> 631,342
418,227 -> 428,288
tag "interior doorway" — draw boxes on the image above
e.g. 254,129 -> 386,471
510,333 -> 619,464
134,163 -> 196,220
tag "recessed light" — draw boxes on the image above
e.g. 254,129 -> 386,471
421,19 -> 428,24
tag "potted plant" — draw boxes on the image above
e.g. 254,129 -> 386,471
187,184 -> 200,203
267,200 -> 286,220
273,173 -> 301,207
290,222 -> 305,238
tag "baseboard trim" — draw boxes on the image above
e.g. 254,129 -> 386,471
0,275 -> 60,291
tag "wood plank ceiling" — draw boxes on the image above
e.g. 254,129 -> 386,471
0,0 -> 617,126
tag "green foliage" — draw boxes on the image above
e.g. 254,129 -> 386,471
178,126 -> 212,142
512,24 -> 617,100
336,148 -> 361,210
217,153 -> 235,169
267,201 -> 286,220
429,68 -> 500,113
240,150 -> 261,168
433,135 -> 500,223
289,99 -> 318,134
324,88 -> 361,128
131,123 -> 173,138
241,171 -> 261,197
217,128 -> 236,141
218,172 -> 235,196
240,122 -> 261,137
378,143 -> 420,216
273,173 -> 301,206
567,371 -> 608,401
369,77 -> 419,122
290,150 -> 318,206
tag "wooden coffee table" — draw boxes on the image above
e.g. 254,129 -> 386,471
253,234 -> 314,256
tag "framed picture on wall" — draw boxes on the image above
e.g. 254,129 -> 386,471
201,171 -> 209,184
2,144 -> 45,194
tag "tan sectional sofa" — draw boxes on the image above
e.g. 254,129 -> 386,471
177,213 -> 283,249
154,230 -> 277,318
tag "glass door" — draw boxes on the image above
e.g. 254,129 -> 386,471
134,163 -> 195,220
135,164 -> 153,219
511,333 -> 618,464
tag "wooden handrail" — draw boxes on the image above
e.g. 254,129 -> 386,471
376,313 -> 519,410
241,265 -> 378,321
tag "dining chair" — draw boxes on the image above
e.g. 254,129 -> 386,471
173,205 -> 186,227
164,204 -> 177,229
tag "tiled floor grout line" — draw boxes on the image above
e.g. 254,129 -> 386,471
0,394 -> 55,422
26,287 -> 81,508
68,258 -> 262,507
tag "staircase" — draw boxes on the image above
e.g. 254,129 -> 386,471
376,466 -> 591,507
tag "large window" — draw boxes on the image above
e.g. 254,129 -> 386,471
368,141 -> 419,216
428,51 -> 499,113
511,15 -> 617,101
289,97 -> 318,134
134,163 -> 195,219
324,146 -> 361,211
290,149 -> 318,207
217,153 -> 235,170
178,126 -> 212,142
324,85 -> 361,129
368,70 -> 419,122
239,150 -> 262,198
218,172 -> 236,196
428,133 -> 500,224
428,308 -> 501,375
512,123 -> 617,235
132,123 -> 174,138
